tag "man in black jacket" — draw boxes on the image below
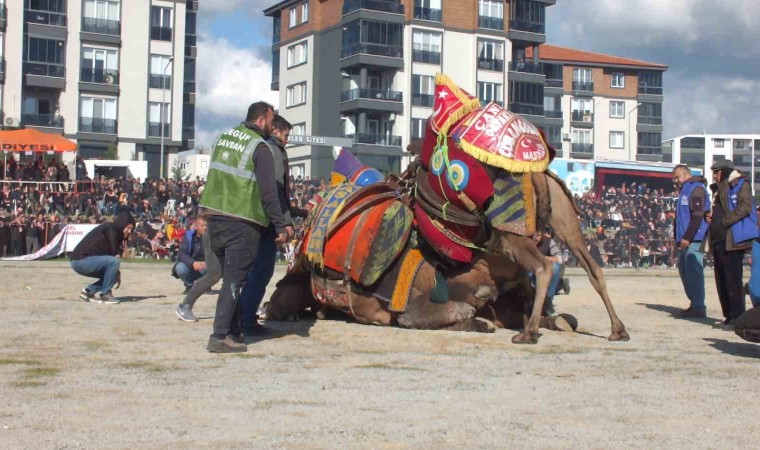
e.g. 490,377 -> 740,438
70,212 -> 135,304
172,216 -> 207,293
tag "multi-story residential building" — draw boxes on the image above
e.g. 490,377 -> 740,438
264,0 -> 555,179
664,134 -> 760,193
533,44 -> 667,162
0,0 -> 197,178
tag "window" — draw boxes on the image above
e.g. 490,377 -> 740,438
414,0 -> 442,22
291,123 -> 306,136
411,118 -> 426,139
714,139 -> 725,148
638,132 -> 662,155
513,0 -> 546,26
412,30 -> 442,64
611,72 -> 625,88
478,82 -> 503,106
639,71 -> 663,95
80,96 -> 117,134
23,36 -> 66,77
301,2 -> 308,22
610,101 -> 625,119
544,125 -> 562,146
478,39 -> 504,71
571,98 -> 593,114
149,55 -> 173,89
637,102 -> 662,125
289,8 -> 296,27
150,6 -> 172,41
479,0 -> 504,30
543,95 -> 561,118
81,47 -> 118,84
287,41 -> 308,68
25,0 -> 67,25
148,102 -> 171,137
509,81 -> 544,115
289,2 -> 308,28
573,68 -> 592,83
341,19 -> 404,58
573,129 -> 592,144
287,82 -> 307,107
412,74 -> 435,107
610,131 -> 624,149
83,0 -> 121,35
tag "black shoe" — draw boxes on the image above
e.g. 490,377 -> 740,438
206,335 -> 247,353
94,291 -> 119,304
79,288 -> 95,301
243,322 -> 272,338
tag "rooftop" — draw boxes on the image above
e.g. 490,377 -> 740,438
529,44 -> 668,70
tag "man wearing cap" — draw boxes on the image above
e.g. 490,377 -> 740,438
672,164 -> 711,318
705,159 -> 759,328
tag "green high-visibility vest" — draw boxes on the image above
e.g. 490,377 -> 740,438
199,124 -> 271,225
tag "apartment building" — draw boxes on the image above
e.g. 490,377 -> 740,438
1,0 -> 197,178
531,45 -> 667,162
664,134 -> 760,192
264,0 -> 555,179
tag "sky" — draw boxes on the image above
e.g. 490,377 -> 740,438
195,0 -> 760,148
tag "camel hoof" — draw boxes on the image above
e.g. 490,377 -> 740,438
555,314 -> 579,332
608,330 -> 630,341
472,317 -> 497,333
452,303 -> 477,322
512,331 -> 538,344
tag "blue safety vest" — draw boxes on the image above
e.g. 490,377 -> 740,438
676,180 -> 710,243
727,178 -> 760,244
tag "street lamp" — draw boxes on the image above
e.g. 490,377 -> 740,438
159,56 -> 174,179
628,102 -> 643,162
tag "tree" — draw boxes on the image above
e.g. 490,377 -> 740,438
104,142 -> 118,160
171,161 -> 186,181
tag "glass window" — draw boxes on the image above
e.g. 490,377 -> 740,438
478,82 -> 503,106
610,131 -> 624,149
25,36 -> 65,64
148,101 -> 171,137
573,68 -> 592,83
289,7 -> 297,27
513,0 -> 545,24
301,2 -> 308,22
149,54 -> 173,89
714,139 -> 725,148
287,82 -> 307,107
151,6 -> 172,40
571,98 -> 593,113
610,101 -> 625,118
412,30 -> 442,64
572,129 -> 592,144
81,47 -> 118,83
287,41 -> 308,67
479,0 -> 503,18
611,72 -> 625,88
412,74 -> 435,106
411,118 -> 426,139
478,39 -> 504,71
414,0 -> 442,21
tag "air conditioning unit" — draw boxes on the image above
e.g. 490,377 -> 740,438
104,72 -> 116,84
4,117 -> 18,127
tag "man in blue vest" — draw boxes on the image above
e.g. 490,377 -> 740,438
172,215 -> 207,294
672,164 -> 710,318
199,102 -> 294,353
705,159 -> 759,328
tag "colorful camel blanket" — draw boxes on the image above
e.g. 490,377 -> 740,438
484,171 -> 536,237
305,183 -> 362,266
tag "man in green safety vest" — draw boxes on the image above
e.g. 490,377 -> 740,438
199,101 -> 294,353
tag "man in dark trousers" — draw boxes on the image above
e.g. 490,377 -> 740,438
70,211 -> 135,304
199,102 -> 293,353
706,160 -> 758,328
172,215 -> 207,294
672,164 -> 710,318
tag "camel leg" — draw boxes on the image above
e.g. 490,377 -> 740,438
546,175 -> 629,341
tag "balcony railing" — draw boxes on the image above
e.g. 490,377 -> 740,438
510,60 -> 543,74
342,0 -> 405,15
183,128 -> 195,141
544,110 -> 562,119
81,68 -> 119,84
509,20 -> 545,34
479,99 -> 503,107
412,93 -> 434,107
413,50 -> 441,65
79,118 -> 117,134
638,86 -> 663,95
414,6 -> 442,21
149,75 -> 172,89
346,134 -> 402,146
545,79 -> 563,88
478,16 -> 504,31
151,26 -> 172,41
21,114 -> 64,129
571,111 -> 594,123
184,81 -> 196,92
637,146 -> 662,156
82,17 -> 120,35
341,44 -> 403,59
478,58 -> 504,72
572,81 -> 594,92
24,9 -> 66,26
638,116 -> 663,125
572,143 -> 594,155
340,88 -> 403,102
148,122 -> 171,138
509,103 -> 543,116
24,62 -> 65,78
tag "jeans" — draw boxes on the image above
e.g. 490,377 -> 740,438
181,232 -> 222,308
748,241 -> 760,308
530,262 -> 562,316
241,225 -> 278,333
208,217 -> 261,338
678,242 -> 706,312
25,236 -> 39,255
173,262 -> 206,289
71,255 -> 121,295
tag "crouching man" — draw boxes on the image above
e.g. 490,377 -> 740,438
172,216 -> 207,294
70,212 -> 135,304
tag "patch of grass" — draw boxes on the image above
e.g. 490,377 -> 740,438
83,341 -> 111,351
0,358 -> 41,366
119,361 -> 170,373
23,367 -> 61,378
12,381 -> 47,388
352,363 -> 425,371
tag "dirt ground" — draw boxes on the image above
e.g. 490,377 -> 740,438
0,260 -> 758,449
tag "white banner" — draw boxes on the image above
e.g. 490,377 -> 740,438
1,224 -> 99,261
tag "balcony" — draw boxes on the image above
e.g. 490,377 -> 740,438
186,0 -> 199,11
509,60 -> 543,74
637,146 -> 663,162
509,20 -> 545,34
478,58 -> 504,72
342,0 -> 405,15
21,114 -> 64,130
638,116 -> 663,125
571,111 -> 594,128
638,86 -> 663,95
414,6 -> 442,22
412,93 -> 434,108
79,118 -> 117,134
346,134 -> 402,147
544,110 -> 562,119
413,50 -> 441,65
185,45 -> 197,58
151,26 -> 172,41
184,81 -> 196,93
0,4 -> 6,29
340,88 -> 403,113
25,9 -> 66,26
0,60 -> 5,84
24,62 -> 66,89
81,68 -> 119,85
341,89 -> 402,103
572,81 -> 594,95
478,16 -> 504,31
82,17 -> 120,35
509,103 -> 543,116
341,44 -> 403,59
182,128 -> 196,141
149,75 -> 172,90
340,44 -> 404,69
571,143 -> 594,158
148,122 -> 171,138
545,79 -> 563,89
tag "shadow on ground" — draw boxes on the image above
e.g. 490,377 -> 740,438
118,295 -> 167,302
637,303 -> 721,324
704,338 -> 760,359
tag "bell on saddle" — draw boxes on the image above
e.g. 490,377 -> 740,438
330,147 -> 384,187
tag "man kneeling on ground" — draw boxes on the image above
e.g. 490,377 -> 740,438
70,211 -> 135,304
172,216 -> 207,294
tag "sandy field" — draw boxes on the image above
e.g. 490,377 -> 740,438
0,260 -> 758,449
